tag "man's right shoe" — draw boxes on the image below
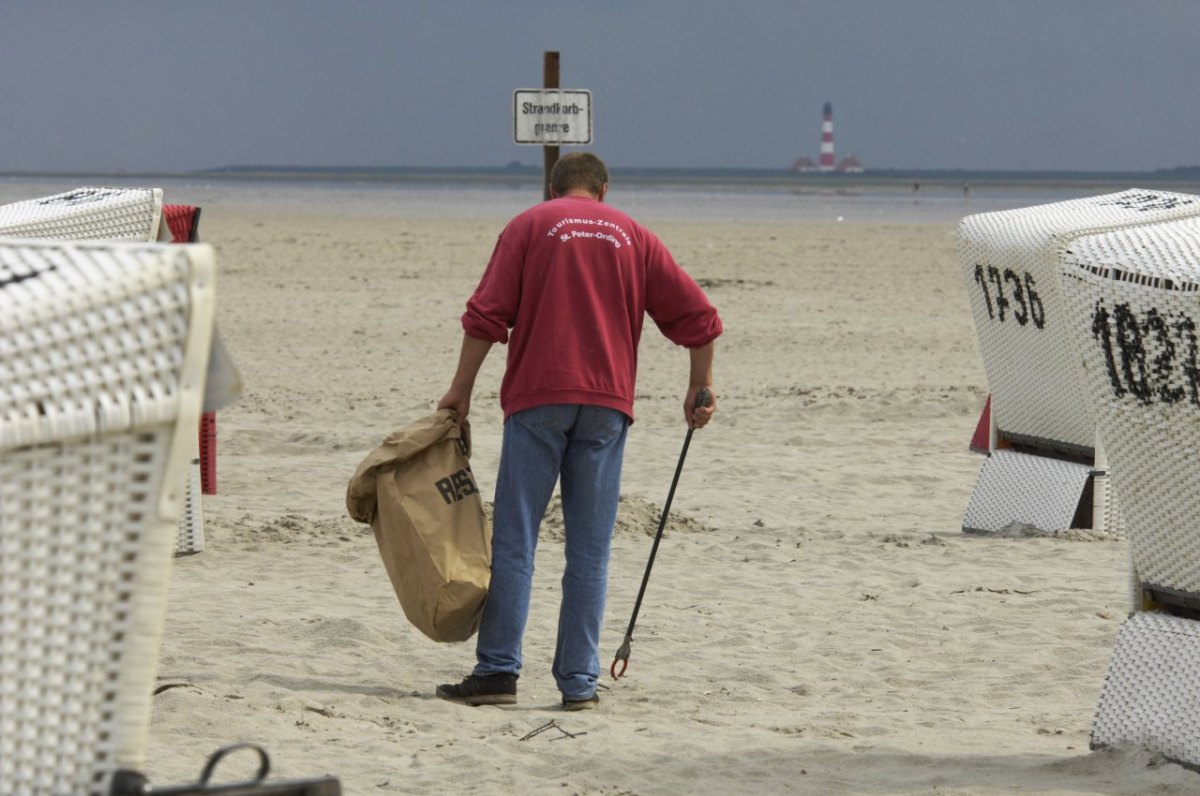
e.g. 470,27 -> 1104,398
562,693 -> 599,712
436,673 -> 518,706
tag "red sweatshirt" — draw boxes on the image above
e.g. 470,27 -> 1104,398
462,195 -> 723,420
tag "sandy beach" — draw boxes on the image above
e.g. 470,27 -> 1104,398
105,194 -> 1200,794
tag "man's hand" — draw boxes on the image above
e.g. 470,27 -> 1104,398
437,385 -> 471,425
684,384 -> 716,429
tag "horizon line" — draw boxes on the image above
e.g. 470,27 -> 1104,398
4,163 -> 1200,179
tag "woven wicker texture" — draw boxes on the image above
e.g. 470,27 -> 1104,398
962,449 -> 1092,534
177,457 -> 206,555
0,187 -> 163,243
958,189 -> 1200,453
0,188 -> 206,554
1060,215 -> 1200,597
0,238 -> 214,794
1092,611 -> 1200,765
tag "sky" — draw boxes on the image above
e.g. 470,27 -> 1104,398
2,1 -> 1198,174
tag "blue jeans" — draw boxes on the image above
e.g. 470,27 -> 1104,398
473,404 -> 629,699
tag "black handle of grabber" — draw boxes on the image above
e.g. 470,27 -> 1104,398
611,387 -> 712,680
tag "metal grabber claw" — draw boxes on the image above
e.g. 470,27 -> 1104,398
609,387 -> 711,680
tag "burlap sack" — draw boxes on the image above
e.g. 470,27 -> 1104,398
346,410 -> 490,642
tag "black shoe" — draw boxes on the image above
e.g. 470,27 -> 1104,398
562,693 -> 599,712
436,673 -> 518,706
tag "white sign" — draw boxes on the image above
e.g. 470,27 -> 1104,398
513,89 -> 592,145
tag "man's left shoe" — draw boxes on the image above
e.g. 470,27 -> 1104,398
562,693 -> 599,711
436,673 -> 518,706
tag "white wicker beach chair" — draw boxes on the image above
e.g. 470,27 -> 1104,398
957,189 -> 1200,535
0,186 -> 164,242
0,237 -> 334,794
0,187 -> 208,556
1056,214 -> 1200,766
0,237 -> 214,794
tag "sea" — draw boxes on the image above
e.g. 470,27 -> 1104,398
3,167 -> 1200,225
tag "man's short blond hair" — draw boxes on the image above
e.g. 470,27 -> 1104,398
550,152 -> 609,197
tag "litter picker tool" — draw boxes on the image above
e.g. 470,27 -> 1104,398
610,387 -> 712,680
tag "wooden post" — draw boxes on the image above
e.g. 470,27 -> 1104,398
543,51 -> 560,201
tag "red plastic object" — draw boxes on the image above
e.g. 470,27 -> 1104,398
163,203 -> 201,243
199,412 -> 217,494
969,394 -> 992,453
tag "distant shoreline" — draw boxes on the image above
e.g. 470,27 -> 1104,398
4,165 -> 1200,198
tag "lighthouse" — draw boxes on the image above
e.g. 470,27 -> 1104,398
819,101 -> 835,172
791,101 -> 864,172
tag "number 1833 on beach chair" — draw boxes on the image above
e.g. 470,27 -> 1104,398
1057,214 -> 1200,768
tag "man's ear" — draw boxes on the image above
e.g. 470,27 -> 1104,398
598,183 -> 608,202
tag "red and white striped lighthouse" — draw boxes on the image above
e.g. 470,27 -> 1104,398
819,101 -> 835,172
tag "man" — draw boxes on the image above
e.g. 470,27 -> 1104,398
436,152 -> 722,711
